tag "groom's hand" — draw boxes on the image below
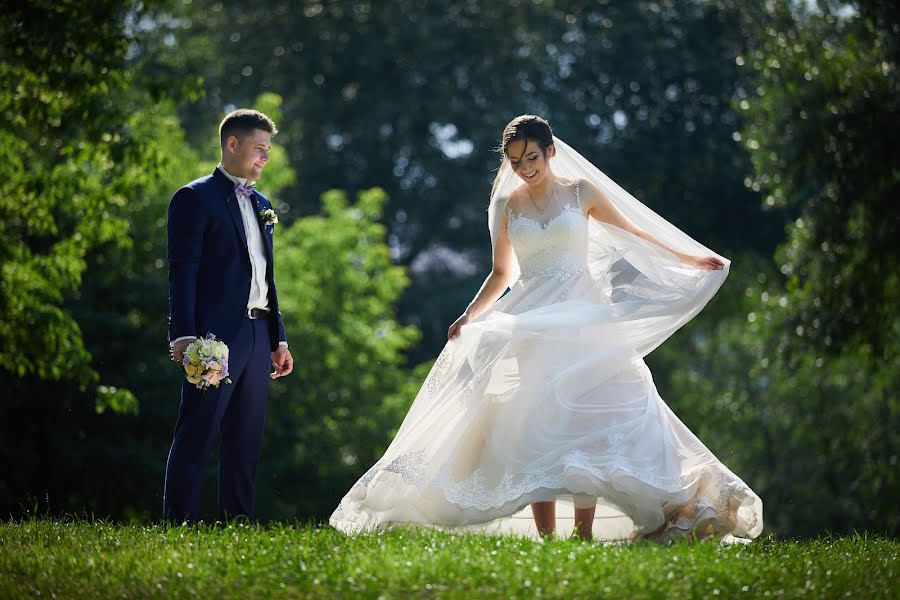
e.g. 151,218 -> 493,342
170,338 -> 194,363
271,346 -> 294,379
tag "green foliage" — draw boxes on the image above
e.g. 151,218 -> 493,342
737,0 -> 899,356
0,113 -> 129,389
0,0 -> 170,410
2,520 -> 898,598
262,188 -> 425,519
0,1 -> 131,138
0,101 -> 203,519
735,1 -> 900,536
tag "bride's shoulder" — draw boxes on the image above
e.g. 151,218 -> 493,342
505,186 -> 529,212
569,177 -> 602,199
555,178 -> 585,201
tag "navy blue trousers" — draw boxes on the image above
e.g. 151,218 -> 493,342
163,318 -> 270,523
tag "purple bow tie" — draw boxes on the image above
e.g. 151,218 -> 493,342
234,181 -> 255,197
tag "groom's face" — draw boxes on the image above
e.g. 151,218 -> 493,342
226,128 -> 272,181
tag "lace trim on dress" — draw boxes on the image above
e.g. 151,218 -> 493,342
504,181 -> 582,230
505,201 -> 584,233
340,447 -> 758,539
506,201 -> 588,281
356,449 -> 429,489
423,347 -> 452,398
519,262 -> 586,281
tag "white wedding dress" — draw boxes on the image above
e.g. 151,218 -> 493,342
330,162 -> 763,542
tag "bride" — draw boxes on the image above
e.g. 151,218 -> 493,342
330,115 -> 763,542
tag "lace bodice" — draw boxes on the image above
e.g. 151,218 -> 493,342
506,181 -> 588,280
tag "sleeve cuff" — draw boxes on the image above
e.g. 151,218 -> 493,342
170,335 -> 197,348
279,341 -> 288,348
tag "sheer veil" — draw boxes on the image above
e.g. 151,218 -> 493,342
485,136 -> 730,358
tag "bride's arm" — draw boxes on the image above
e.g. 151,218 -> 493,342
448,216 -> 516,340
580,180 -> 724,271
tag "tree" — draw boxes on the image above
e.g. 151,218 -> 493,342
739,0 -> 899,357
0,0 -> 160,411
739,0 -> 899,536
0,0 -> 209,515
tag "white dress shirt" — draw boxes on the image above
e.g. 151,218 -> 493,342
217,165 -> 270,311
171,166 -> 287,349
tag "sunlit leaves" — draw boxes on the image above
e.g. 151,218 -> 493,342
738,1 -> 899,355
0,1 -> 183,410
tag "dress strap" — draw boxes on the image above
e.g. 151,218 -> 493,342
574,180 -> 582,209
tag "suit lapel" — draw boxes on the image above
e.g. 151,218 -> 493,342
226,192 -> 250,252
213,168 -> 273,267
214,169 -> 250,253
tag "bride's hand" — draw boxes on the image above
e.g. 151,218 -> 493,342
447,313 -> 470,341
686,255 -> 725,270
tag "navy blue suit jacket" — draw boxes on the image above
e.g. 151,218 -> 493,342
167,168 -> 287,351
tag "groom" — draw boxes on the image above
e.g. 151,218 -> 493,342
164,109 -> 293,524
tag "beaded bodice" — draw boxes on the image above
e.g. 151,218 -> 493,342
506,181 -> 588,281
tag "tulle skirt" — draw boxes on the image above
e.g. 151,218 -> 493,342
329,270 -> 763,541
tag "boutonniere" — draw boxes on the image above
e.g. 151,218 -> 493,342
258,208 -> 279,226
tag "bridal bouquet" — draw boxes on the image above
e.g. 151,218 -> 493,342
182,334 -> 231,390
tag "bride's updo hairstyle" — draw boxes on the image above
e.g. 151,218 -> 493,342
493,115 -> 554,191
500,114 -> 554,156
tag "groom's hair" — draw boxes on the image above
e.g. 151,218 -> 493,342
219,109 -> 278,148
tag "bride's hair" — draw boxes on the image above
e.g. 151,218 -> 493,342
492,115 -> 554,193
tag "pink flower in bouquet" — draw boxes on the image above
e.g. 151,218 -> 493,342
203,371 -> 224,386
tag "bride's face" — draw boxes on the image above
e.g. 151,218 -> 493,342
507,139 -> 555,187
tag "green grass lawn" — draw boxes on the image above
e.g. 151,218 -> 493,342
1,519 -> 896,599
